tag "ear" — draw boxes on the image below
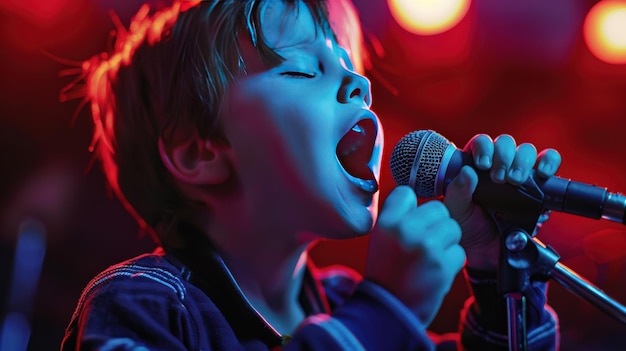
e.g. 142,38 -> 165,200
158,133 -> 230,185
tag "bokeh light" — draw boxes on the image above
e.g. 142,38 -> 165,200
387,0 -> 471,35
584,0 -> 626,64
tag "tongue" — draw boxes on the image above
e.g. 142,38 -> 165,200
337,121 -> 375,180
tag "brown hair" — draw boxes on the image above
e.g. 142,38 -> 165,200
62,0 -> 365,244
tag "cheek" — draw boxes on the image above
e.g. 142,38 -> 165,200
224,82 -> 340,194
224,104 -> 307,187
226,83 -> 294,137
237,104 -> 329,166
224,92 -> 278,146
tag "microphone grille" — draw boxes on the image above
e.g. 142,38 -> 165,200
390,130 -> 452,198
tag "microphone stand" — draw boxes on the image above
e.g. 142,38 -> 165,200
536,238 -> 626,324
473,172 -> 626,351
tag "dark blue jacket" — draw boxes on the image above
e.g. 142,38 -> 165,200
61,243 -> 558,350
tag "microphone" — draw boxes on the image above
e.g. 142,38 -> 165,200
390,130 -> 626,225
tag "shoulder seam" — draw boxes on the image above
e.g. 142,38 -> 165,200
69,262 -> 187,322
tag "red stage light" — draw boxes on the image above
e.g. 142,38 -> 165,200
0,0 -> 70,25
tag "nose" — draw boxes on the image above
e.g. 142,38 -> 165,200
337,71 -> 371,107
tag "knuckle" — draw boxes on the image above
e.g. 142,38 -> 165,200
423,200 -> 450,218
516,143 -> 538,161
397,218 -> 424,244
495,134 -> 516,145
396,185 -> 417,199
474,133 -> 493,144
442,244 -> 465,269
449,219 -> 463,241
544,148 -> 562,163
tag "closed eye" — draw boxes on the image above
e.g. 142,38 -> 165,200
281,71 -> 316,78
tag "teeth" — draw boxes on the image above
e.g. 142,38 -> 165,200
336,119 -> 377,182
351,123 -> 364,134
338,123 -> 366,158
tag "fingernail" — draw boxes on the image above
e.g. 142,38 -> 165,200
477,155 -> 491,168
508,168 -> 523,183
537,160 -> 551,175
493,167 -> 506,182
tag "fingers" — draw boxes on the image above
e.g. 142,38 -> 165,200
464,133 -> 553,186
377,186 -> 417,230
536,148 -> 562,178
378,186 -> 461,248
370,186 -> 466,325
490,135 -> 515,183
464,134 -> 493,170
445,244 -> 467,278
444,166 -> 478,223
507,142 -> 537,185
401,201 -> 461,250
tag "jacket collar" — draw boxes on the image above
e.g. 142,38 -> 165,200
164,228 -> 330,347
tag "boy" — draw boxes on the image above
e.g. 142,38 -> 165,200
61,0 -> 560,350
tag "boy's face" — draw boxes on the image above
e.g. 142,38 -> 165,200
221,1 -> 383,241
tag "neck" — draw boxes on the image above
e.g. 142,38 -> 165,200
221,243 -> 311,335
196,194 -> 320,334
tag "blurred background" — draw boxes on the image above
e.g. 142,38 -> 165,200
1,0 -> 625,349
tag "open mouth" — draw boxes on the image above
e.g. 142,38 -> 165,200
336,118 -> 378,182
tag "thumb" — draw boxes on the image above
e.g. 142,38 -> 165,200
376,185 -> 417,229
444,165 -> 478,223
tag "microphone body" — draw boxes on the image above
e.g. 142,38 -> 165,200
390,130 -> 626,225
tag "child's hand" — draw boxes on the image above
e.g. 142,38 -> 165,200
365,186 -> 466,326
443,134 -> 562,270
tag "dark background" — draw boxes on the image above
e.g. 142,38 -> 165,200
1,0 -> 625,349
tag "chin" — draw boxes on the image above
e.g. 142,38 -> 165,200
301,213 -> 373,242
341,193 -> 379,236
346,207 -> 377,237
